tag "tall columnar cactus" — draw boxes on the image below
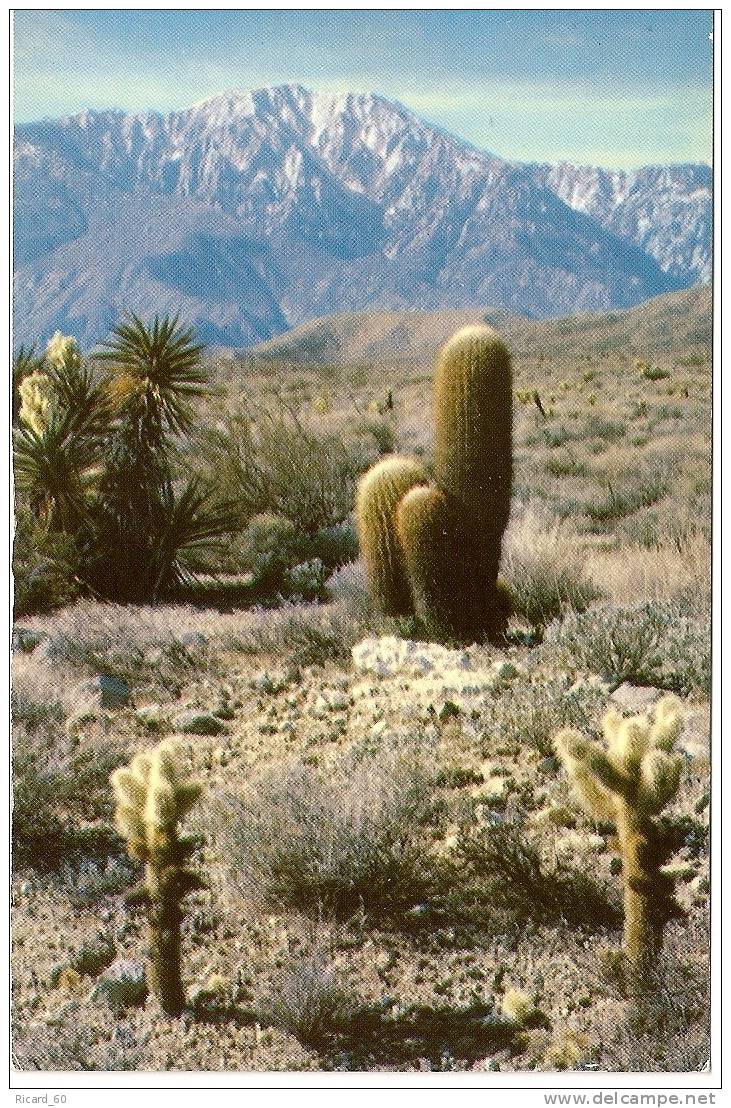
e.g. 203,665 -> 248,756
111,739 -> 204,1016
354,325 -> 513,643
555,697 -> 685,974
433,325 -> 513,587
355,455 -> 428,616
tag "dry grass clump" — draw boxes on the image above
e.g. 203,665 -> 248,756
16,586 -> 373,674
12,1019 -> 143,1072
213,745 -> 439,920
13,720 -> 125,868
446,820 -> 621,936
586,527 -> 710,610
501,508 -> 600,626
254,933 -> 360,1052
479,672 -> 606,758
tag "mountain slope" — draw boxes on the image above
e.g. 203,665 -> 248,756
13,84 -> 709,348
535,162 -> 712,283
252,285 -> 712,366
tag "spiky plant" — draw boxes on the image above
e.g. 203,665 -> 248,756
88,314 -> 233,601
555,697 -> 686,977
354,324 -> 513,643
13,335 -> 106,532
111,739 -> 204,1016
97,313 -> 208,442
355,455 -> 429,616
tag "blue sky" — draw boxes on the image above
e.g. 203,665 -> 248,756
13,9 -> 713,168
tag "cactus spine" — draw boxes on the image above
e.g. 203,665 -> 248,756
355,455 -> 428,616
555,697 -> 685,974
354,325 -> 513,643
111,739 -> 204,1016
434,325 -> 512,588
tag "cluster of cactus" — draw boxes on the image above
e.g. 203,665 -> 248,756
111,739 -> 204,1016
555,697 -> 685,975
356,325 -> 512,643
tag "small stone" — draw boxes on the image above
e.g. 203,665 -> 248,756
12,627 -> 45,653
173,711 -> 228,736
70,935 -> 116,977
177,631 -> 207,650
92,959 -> 147,1011
73,674 -> 130,711
609,684 -> 661,713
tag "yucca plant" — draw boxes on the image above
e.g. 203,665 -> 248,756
12,345 -> 46,424
13,335 -> 106,533
87,313 -> 234,601
13,316 -> 235,609
97,313 -> 208,441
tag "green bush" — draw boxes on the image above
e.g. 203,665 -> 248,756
198,401 -> 367,536
446,819 -> 621,935
13,504 -> 80,615
13,318 -> 235,605
479,672 -> 606,758
544,601 -> 711,696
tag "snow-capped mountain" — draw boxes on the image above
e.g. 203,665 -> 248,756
13,84 -> 712,348
534,162 -> 712,283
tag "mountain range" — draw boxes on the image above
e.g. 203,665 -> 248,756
13,83 -> 712,350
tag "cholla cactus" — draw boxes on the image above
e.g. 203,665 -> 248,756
555,697 -> 685,972
18,371 -> 59,437
111,740 -> 204,1015
45,330 -> 80,371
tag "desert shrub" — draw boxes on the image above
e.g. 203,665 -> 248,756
447,820 -> 621,935
198,401 -> 367,535
12,1018 -> 143,1071
13,504 -> 80,616
544,454 -> 587,478
12,721 -> 124,867
214,746 -> 438,920
230,513 -> 357,603
225,598 -> 371,666
544,601 -> 711,696
501,509 -> 599,626
640,364 -> 671,382
586,471 -> 669,525
583,413 -> 627,443
353,418 -> 397,457
255,936 -> 360,1051
479,672 -> 606,758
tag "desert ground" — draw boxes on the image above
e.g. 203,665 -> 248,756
12,288 -> 711,1072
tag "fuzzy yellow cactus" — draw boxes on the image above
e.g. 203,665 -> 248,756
555,697 -> 685,972
111,739 -> 204,1015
